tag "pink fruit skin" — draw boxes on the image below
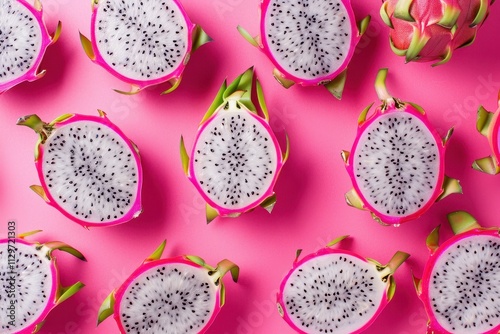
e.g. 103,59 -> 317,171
277,247 -> 390,334
89,0 -> 195,90
0,238 -> 57,334
113,256 -> 221,334
187,110 -> 284,217
0,0 -> 53,94
418,228 -> 500,334
487,106 -> 500,165
346,103 -> 446,225
259,0 -> 361,86
386,0 -> 492,63
34,114 -> 143,228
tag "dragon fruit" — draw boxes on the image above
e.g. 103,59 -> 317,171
79,0 -> 211,94
237,0 -> 370,99
473,92 -> 500,174
380,0 -> 493,65
342,68 -> 461,226
0,230 -> 85,333
17,110 -> 142,228
0,0 -> 61,93
414,211 -> 500,333
180,67 -> 289,223
277,235 -> 409,334
97,240 -> 239,333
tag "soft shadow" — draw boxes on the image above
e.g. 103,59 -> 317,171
105,152 -> 171,239
205,274 -> 257,334
270,150 -> 310,221
144,42 -> 222,99
3,35 -> 71,101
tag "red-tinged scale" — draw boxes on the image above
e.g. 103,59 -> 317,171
380,0 -> 494,65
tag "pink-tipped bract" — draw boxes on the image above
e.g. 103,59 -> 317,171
180,67 -> 289,223
381,0 -> 493,65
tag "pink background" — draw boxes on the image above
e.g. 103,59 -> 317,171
1,0 -> 500,333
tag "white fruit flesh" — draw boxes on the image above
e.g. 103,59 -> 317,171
353,112 -> 440,217
119,263 -> 217,333
94,0 -> 189,81
42,120 -> 139,223
264,0 -> 352,81
193,107 -> 278,210
429,235 -> 500,333
0,0 -> 42,84
283,253 -> 386,334
0,242 -> 52,333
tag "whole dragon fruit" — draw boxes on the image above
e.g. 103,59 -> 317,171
0,230 -> 85,333
97,240 -> 239,333
17,111 -> 142,228
380,0 -> 493,65
237,0 -> 370,99
180,67 -> 289,223
473,92 -> 500,174
0,0 -> 61,93
277,235 -> 409,333
342,68 -> 461,225
414,211 -> 500,333
79,0 -> 211,94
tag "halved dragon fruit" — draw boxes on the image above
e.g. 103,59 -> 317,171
342,68 -> 461,226
17,110 -> 142,228
0,0 -> 61,93
237,0 -> 370,99
473,93 -> 500,174
0,230 -> 85,333
380,0 -> 493,65
79,0 -> 211,94
414,211 -> 500,333
277,235 -> 409,334
180,68 -> 289,223
97,240 -> 239,333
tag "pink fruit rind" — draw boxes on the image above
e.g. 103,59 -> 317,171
89,0 -> 195,91
0,0 -> 54,94
346,103 -> 447,225
187,109 -> 284,217
418,228 -> 500,334
0,235 -> 85,333
383,0 -> 493,64
113,256 -> 221,334
34,113 -> 143,228
276,247 -> 390,334
259,0 -> 361,86
487,105 -> 500,164
0,237 -> 57,334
